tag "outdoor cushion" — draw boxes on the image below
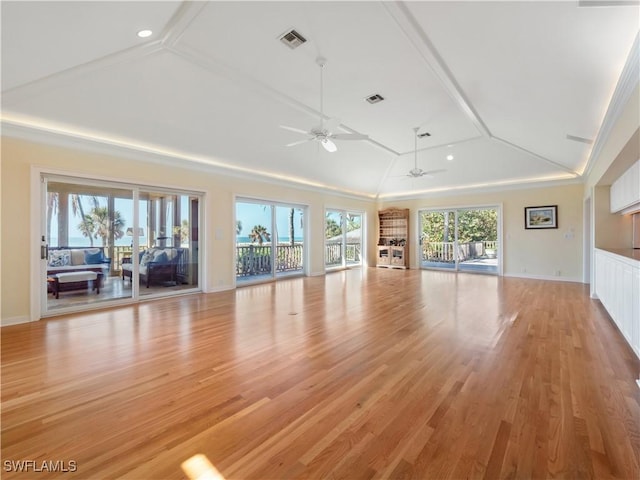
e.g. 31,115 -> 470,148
55,271 -> 98,283
71,250 -> 85,265
84,249 -> 104,264
49,250 -> 71,267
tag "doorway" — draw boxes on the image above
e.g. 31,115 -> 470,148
235,199 -> 307,284
325,209 -> 364,270
419,206 -> 500,274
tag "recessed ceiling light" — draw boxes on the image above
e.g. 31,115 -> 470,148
446,154 -> 454,161
137,29 -> 153,38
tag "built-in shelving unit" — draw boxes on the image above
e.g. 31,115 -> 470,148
377,208 -> 409,269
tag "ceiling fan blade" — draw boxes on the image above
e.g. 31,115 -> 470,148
421,169 -> 447,176
280,125 -> 310,135
321,138 -> 337,153
286,138 -> 313,147
324,117 -> 340,134
331,133 -> 369,141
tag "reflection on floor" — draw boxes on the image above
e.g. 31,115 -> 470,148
422,257 -> 498,273
47,275 -> 197,310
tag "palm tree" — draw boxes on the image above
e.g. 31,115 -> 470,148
46,192 -> 59,245
249,225 -> 271,245
71,194 -> 99,245
236,220 -> 243,236
78,207 -> 125,247
289,208 -> 295,246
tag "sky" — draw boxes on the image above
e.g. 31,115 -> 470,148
236,202 -> 304,240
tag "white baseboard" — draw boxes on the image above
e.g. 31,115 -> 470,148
1,315 -> 32,327
503,273 -> 584,283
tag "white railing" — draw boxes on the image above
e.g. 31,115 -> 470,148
236,242 -> 362,276
326,242 -> 362,267
422,241 -> 498,262
236,244 -> 304,277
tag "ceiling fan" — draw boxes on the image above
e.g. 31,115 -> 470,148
280,57 -> 368,153
405,127 -> 446,178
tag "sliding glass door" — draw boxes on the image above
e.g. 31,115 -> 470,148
42,176 -> 201,315
235,199 -> 306,283
419,210 -> 457,270
325,209 -> 364,269
419,206 -> 499,274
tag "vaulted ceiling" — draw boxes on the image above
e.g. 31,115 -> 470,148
2,1 -> 638,199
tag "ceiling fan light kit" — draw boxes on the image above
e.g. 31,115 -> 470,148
280,56 -> 369,153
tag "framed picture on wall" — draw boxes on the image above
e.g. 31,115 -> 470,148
524,205 -> 558,229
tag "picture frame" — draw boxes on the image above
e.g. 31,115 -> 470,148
524,205 -> 558,229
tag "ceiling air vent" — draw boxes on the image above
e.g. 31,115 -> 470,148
279,29 -> 307,49
365,94 -> 384,104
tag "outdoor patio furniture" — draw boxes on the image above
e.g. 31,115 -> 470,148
122,247 -> 184,287
50,271 -> 103,299
47,247 -> 111,276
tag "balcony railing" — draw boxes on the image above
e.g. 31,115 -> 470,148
236,244 -> 304,277
236,242 -> 362,276
422,241 -> 498,263
326,241 -> 361,267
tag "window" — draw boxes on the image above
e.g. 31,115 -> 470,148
235,199 -> 306,283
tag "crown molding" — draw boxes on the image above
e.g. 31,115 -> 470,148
583,32 -> 639,177
161,1 -> 208,48
1,118 -> 376,202
377,175 -> 583,202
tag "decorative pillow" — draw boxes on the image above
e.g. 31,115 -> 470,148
140,252 -> 154,266
153,251 -> 168,264
48,250 -> 71,267
84,249 -> 104,264
71,250 -> 85,266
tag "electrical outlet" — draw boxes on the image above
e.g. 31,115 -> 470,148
555,270 -> 561,276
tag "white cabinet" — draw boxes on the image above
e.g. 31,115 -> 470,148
610,159 -> 640,213
594,249 -> 640,359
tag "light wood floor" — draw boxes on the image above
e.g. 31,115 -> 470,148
2,268 -> 639,479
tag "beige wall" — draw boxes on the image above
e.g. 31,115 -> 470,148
0,137 -> 376,323
379,183 -> 584,280
593,186 -> 633,249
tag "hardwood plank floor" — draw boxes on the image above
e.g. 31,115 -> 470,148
2,268 -> 639,479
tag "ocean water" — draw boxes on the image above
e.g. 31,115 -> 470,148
50,236 -> 149,247
237,236 -> 303,244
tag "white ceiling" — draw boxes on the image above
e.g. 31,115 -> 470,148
2,1 -> 638,199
